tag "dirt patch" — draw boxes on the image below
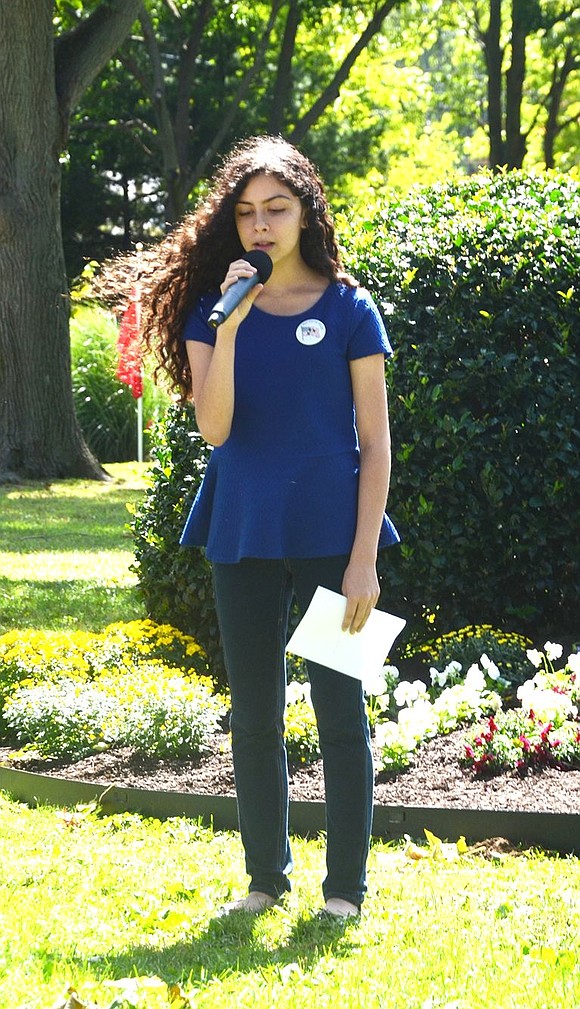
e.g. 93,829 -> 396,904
3,727 -> 580,814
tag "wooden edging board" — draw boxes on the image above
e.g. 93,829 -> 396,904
1,765 -> 579,854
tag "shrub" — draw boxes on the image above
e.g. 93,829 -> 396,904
129,404 -> 226,680
70,306 -> 168,462
340,170 -> 579,642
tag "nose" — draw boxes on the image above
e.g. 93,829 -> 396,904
254,211 -> 269,232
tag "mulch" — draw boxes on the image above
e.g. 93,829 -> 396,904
3,727 -> 580,815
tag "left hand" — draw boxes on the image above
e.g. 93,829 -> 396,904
341,559 -> 380,634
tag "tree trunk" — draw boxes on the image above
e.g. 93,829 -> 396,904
0,2 -> 104,481
543,46 -> 577,169
267,0 -> 300,134
482,0 -> 505,168
0,0 -> 141,481
504,0 -> 527,169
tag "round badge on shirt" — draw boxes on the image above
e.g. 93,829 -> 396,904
295,319 -> 326,345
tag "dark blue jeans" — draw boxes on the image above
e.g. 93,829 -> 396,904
212,555 -> 374,907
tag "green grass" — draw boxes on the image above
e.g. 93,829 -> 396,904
0,463 -> 149,632
1,465 -> 579,1007
0,794 -> 579,1009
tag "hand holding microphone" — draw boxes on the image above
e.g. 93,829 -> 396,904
208,250 -> 273,329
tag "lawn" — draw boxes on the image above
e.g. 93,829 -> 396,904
1,465 -> 579,1008
0,463 -> 148,632
2,793 -> 580,1009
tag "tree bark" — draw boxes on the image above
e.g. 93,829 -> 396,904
543,45 -> 578,169
481,0 -> 505,168
267,0 -> 300,134
505,0 -> 528,168
0,0 -> 141,481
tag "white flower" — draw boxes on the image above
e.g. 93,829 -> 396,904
464,664 -> 486,692
526,648 -> 543,668
429,666 -> 447,688
566,652 -> 580,675
364,666 -> 389,697
394,679 -> 427,708
544,641 -> 563,662
398,698 -> 437,743
374,720 -> 400,748
383,664 -> 400,683
286,681 -> 311,705
517,681 -> 575,723
446,660 -> 462,676
480,653 -> 501,680
372,693 -> 391,713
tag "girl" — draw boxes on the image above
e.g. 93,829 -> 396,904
142,135 -> 399,917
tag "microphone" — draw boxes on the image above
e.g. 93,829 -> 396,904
208,250 -> 273,329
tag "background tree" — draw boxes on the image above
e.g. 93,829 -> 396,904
463,0 -> 578,169
0,0 -> 143,481
62,0 -> 410,274
62,1 -> 578,279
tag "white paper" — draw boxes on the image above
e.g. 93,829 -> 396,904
286,586 -> 406,687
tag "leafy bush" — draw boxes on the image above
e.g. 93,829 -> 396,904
130,404 -> 225,680
340,170 -> 579,642
70,306 -> 168,462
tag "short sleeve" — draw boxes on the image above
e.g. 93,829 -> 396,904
181,294 -> 218,347
347,287 -> 393,361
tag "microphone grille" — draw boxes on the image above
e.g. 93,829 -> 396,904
245,249 -> 273,283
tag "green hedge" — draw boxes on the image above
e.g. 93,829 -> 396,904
341,170 -> 579,642
132,171 -> 579,668
130,405 -> 226,678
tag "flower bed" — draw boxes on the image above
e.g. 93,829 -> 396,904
1,622 -> 579,786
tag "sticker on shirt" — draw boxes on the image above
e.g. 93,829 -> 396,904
296,319 -> 326,346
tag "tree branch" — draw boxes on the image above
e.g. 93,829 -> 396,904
289,0 -> 404,144
175,0 -> 215,170
55,0 -> 143,122
186,0 -> 284,191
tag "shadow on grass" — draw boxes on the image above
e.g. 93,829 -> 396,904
0,577 -> 143,633
0,487 -> 144,554
78,909 -> 359,987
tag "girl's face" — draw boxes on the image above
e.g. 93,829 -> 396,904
234,174 -> 306,268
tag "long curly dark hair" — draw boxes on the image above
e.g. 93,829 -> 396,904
99,136 -> 354,402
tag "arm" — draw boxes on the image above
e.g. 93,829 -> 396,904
185,260 -> 262,446
342,353 -> 392,633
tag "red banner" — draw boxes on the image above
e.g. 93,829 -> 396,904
116,298 -> 143,399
